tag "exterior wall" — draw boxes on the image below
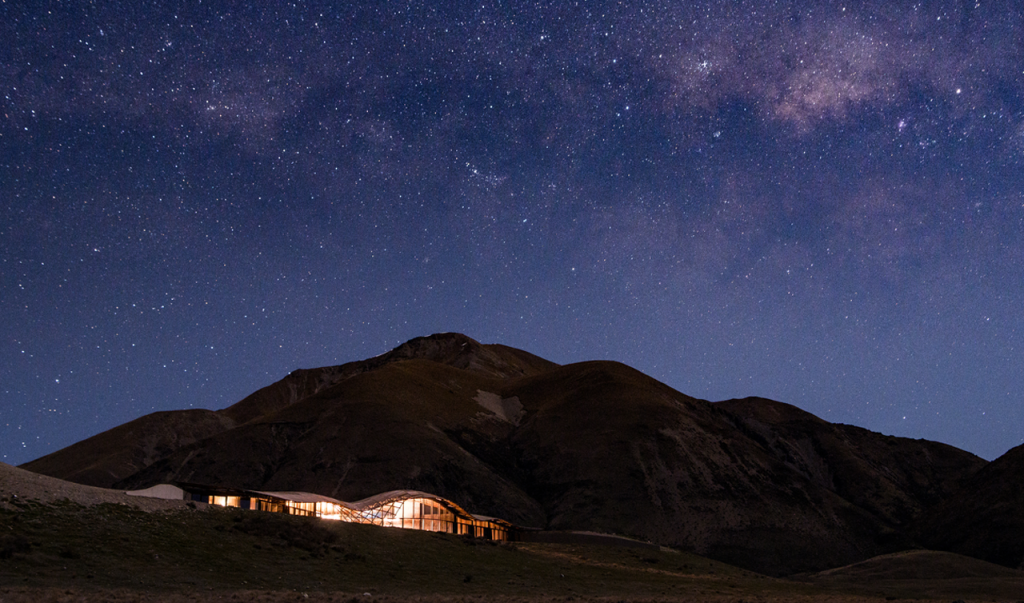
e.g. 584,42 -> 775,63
181,487 -> 511,541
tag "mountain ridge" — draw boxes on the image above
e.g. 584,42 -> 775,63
20,332 -> 1000,576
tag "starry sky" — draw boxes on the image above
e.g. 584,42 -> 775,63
3,0 -> 1023,465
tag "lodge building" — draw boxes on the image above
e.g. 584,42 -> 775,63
127,483 -> 513,541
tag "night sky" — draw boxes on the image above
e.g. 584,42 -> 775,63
3,1 -> 1023,465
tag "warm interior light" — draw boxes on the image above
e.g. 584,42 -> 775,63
203,490 -> 509,540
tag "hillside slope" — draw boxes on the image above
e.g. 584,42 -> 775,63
911,442 -> 1024,569
20,410 -> 236,489
714,398 -> 985,530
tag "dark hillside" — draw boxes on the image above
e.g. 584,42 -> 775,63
911,442 -> 1024,569
503,363 -> 899,575
20,409 -> 235,488
715,397 -> 986,529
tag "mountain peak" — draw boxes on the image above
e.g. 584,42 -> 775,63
213,333 -> 556,426
380,333 -> 546,379
384,332 -> 485,362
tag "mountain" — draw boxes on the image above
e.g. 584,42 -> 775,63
21,409 -> 235,489
910,442 -> 1024,569
21,333 -> 986,576
714,398 -> 983,531
22,333 -> 555,489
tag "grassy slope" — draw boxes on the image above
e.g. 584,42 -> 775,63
797,550 -> 1024,601
0,496 -> 793,599
4,497 -> 1024,602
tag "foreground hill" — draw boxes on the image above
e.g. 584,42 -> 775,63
796,550 -> 1024,601
22,333 -> 987,575
0,463 -> 765,600
5,462 -> 1024,602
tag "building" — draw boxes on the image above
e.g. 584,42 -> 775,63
126,483 -> 513,541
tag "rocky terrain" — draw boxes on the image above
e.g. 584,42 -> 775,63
20,333 -> 1011,577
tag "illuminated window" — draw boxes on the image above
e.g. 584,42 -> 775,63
209,495 -> 241,508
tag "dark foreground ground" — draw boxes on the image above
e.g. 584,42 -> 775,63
2,496 -> 1024,603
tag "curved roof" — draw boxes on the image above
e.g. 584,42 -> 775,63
251,488 -> 509,525
248,490 -> 347,505
168,482 -> 514,527
347,489 -> 473,514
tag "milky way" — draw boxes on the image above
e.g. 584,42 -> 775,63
2,0 -> 1023,463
